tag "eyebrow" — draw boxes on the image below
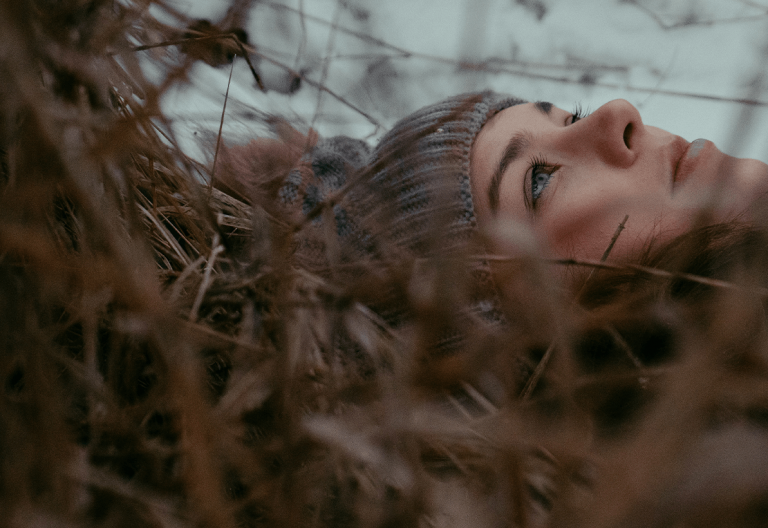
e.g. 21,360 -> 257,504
488,132 -> 529,212
487,101 -> 552,213
535,101 -> 553,115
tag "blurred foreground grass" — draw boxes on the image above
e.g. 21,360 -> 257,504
3,2 -> 768,527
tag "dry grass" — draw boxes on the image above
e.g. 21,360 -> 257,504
3,1 -> 768,527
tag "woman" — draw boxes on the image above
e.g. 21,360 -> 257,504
472,97 -> 768,268
224,91 -> 768,310
216,91 -> 768,526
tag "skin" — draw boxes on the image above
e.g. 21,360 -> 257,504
469,99 -> 768,266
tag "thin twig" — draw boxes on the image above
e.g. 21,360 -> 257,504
122,30 -> 381,124
311,0 -> 342,132
120,33 -> 265,90
460,381 -> 498,414
571,215 -> 646,370
476,255 -> 768,297
264,0 -> 768,106
119,33 -> 234,53
253,49 -> 383,127
138,204 -> 191,266
209,57 -> 236,195
168,255 -> 207,303
190,235 -> 225,322
638,48 -> 679,108
625,0 -> 768,30
577,214 -> 629,296
294,0 -> 307,69
521,341 -> 556,401
605,325 -> 645,371
600,214 -> 629,262
182,320 -> 263,352
232,38 -> 266,91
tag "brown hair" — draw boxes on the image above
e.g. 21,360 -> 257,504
535,221 -> 768,437
577,221 -> 768,310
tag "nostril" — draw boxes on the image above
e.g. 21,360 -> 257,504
623,123 -> 633,149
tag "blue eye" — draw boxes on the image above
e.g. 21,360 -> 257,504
529,156 -> 555,208
532,166 -> 552,203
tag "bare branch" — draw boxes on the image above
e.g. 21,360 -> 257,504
209,58 -> 236,195
625,0 -> 768,30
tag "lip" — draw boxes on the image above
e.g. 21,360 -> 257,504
672,138 -> 715,188
670,135 -> 690,187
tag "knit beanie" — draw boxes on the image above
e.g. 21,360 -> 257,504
362,91 -> 526,258
287,91 -> 525,262
285,91 -> 526,330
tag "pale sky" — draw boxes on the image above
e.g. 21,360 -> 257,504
159,0 -> 768,164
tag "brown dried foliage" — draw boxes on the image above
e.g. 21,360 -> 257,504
3,1 -> 768,528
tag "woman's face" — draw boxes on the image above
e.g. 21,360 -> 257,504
470,99 -> 768,264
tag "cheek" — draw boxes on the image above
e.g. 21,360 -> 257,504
538,192 -> 689,262
539,211 -> 629,261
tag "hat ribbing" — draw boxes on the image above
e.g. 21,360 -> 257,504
364,91 -> 526,257
283,91 -> 526,335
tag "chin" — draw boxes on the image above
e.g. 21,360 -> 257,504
727,156 -> 768,223
679,146 -> 768,224
732,156 -> 768,184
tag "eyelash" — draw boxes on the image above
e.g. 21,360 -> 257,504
527,155 -> 556,209
570,103 -> 590,124
525,104 -> 590,209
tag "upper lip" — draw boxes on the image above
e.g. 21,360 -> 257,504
670,135 -> 691,186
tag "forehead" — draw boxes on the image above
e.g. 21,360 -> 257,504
470,102 -> 553,214
473,102 -> 553,167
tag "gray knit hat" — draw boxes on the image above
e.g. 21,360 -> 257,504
287,91 -> 526,266
362,91 -> 526,257
287,91 -> 526,267
285,91 -> 526,337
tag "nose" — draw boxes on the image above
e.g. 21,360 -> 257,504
561,99 -> 643,168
